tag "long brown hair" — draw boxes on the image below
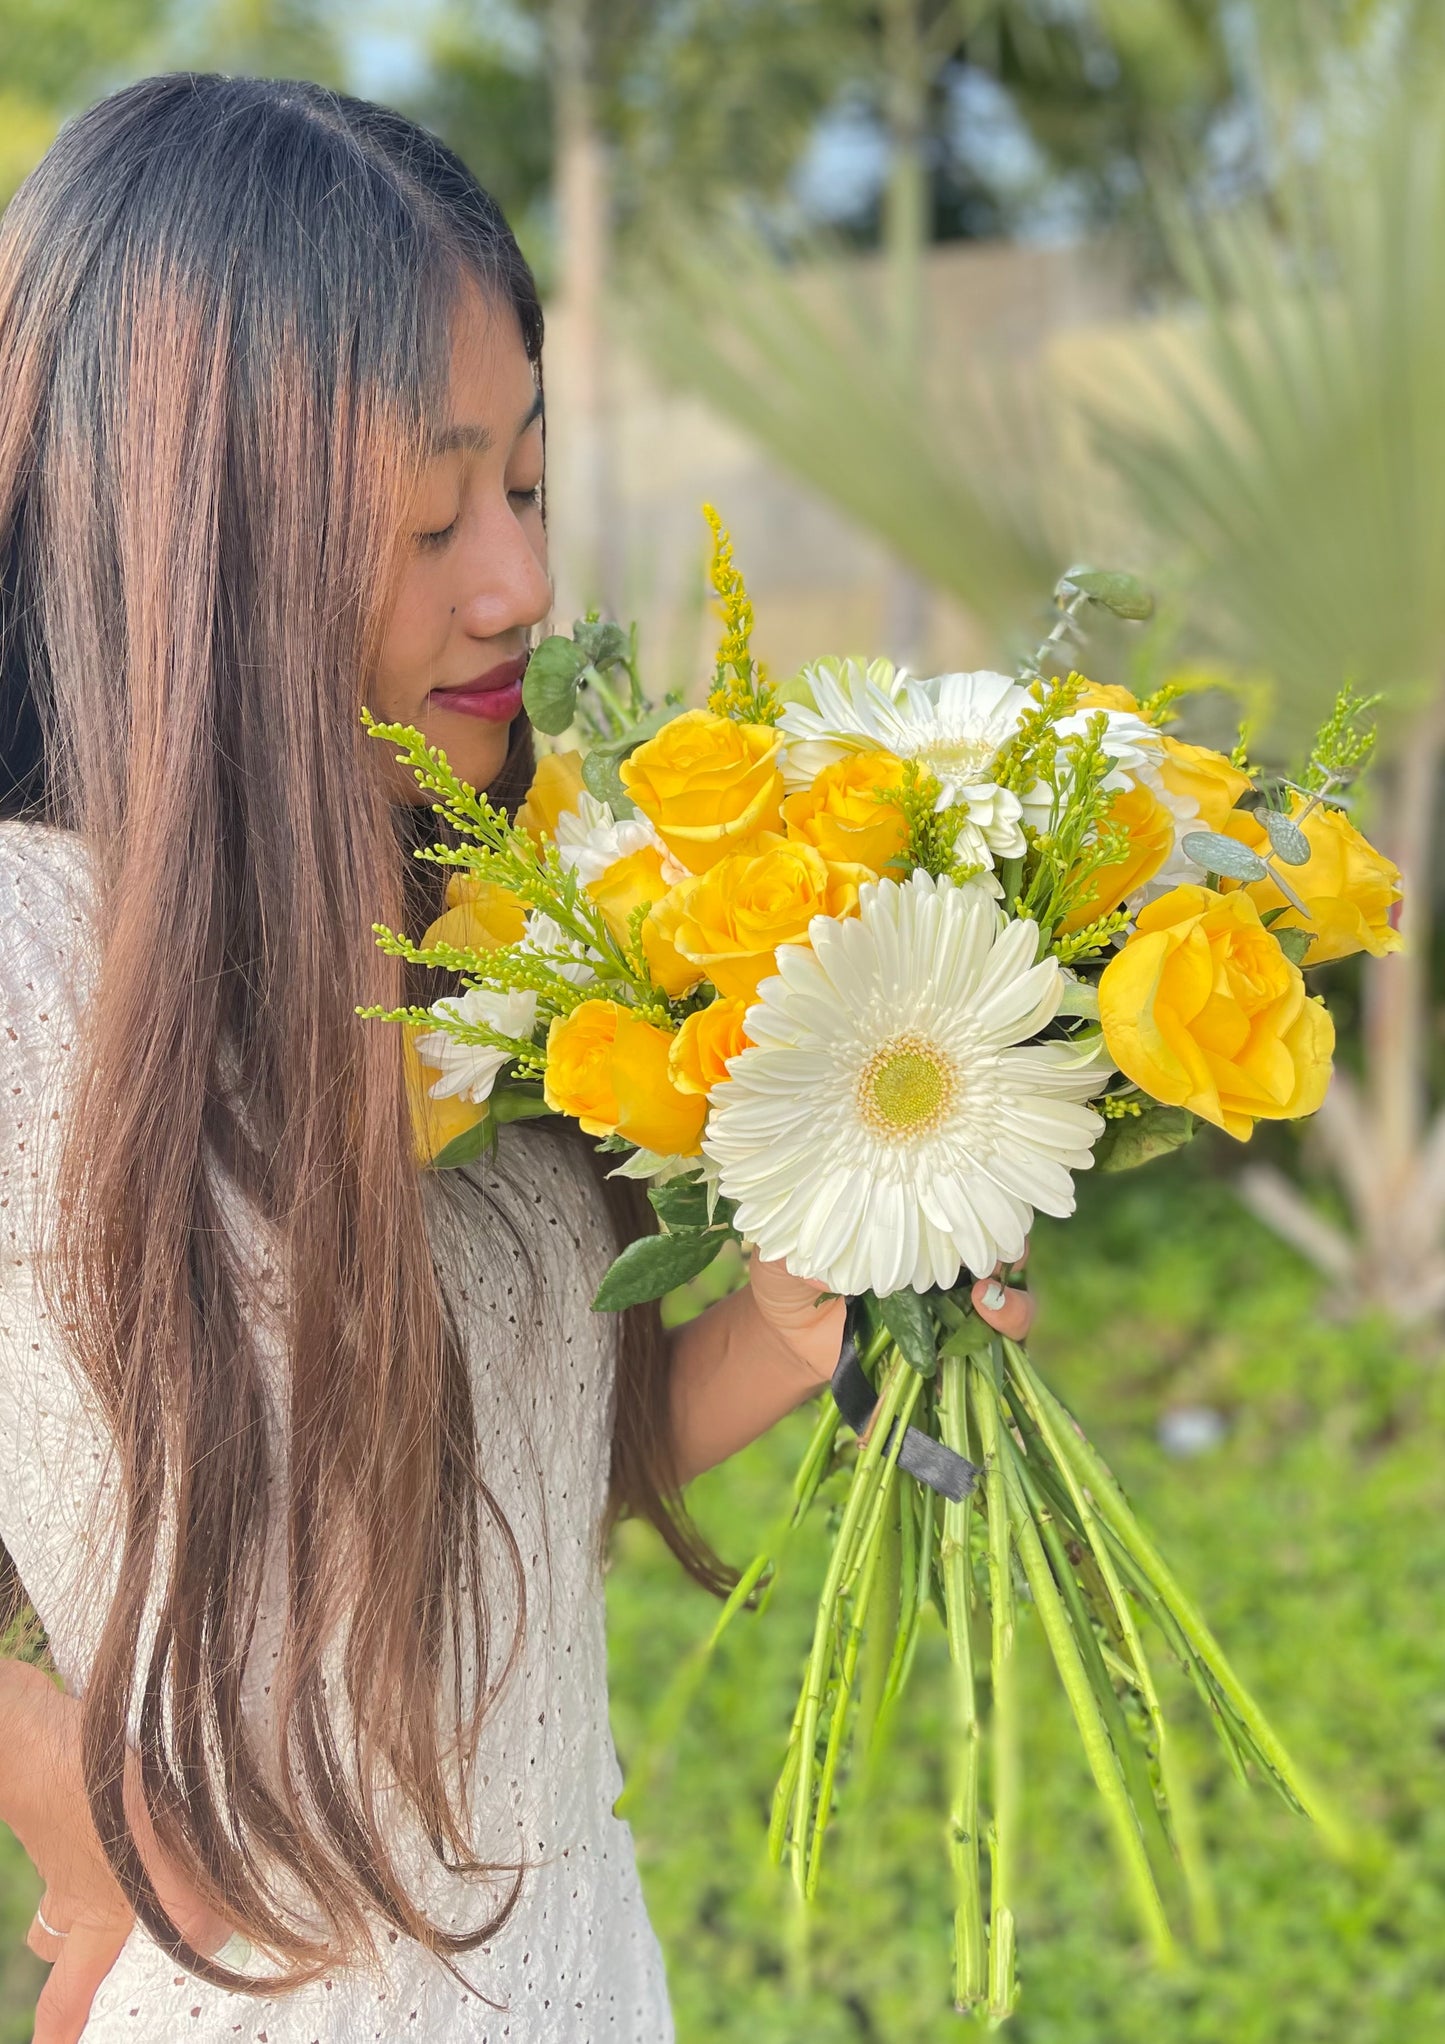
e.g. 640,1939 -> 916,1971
0,73 -> 724,1990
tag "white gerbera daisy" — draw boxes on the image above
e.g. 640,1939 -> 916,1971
703,871 -> 1107,1296
520,909 -> 597,987
414,987 -> 538,1103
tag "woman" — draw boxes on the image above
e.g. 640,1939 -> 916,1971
0,73 -> 1030,2044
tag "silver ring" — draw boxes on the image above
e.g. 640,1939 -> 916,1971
35,1905 -> 68,1939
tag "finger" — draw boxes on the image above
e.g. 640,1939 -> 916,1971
971,1278 -> 1035,1341
32,1918 -> 130,2044
26,1915 -> 65,1965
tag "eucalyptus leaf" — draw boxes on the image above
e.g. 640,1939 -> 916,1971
1094,1103 -> 1197,1173
428,1115 -> 496,1171
1262,809 -> 1312,866
874,1288 -> 938,1378
522,636 -> 588,734
1058,567 -> 1155,622
581,746 -> 634,812
592,1228 -> 728,1311
1181,830 -> 1271,882
573,617 -> 630,671
1272,925 -> 1313,968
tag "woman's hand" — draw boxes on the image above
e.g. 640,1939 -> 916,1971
2,1663 -> 231,2044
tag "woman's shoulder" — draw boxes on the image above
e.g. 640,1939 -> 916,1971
0,819 -> 100,1049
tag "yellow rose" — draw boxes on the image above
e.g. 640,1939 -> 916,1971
1059,781 -> 1175,933
781,750 -> 910,876
544,999 -> 706,1157
651,841 -> 868,1004
1074,681 -> 1142,713
670,997 -> 752,1096
1099,884 -> 1335,1140
1219,799 -> 1402,967
586,846 -> 706,999
516,747 -> 585,843
421,876 -> 527,956
404,1024 -> 486,1165
619,709 -> 783,874
1155,737 -> 1253,835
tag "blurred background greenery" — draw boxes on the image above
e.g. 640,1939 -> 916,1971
2,0 -> 1444,2036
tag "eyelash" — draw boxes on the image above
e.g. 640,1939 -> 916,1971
415,486 -> 541,551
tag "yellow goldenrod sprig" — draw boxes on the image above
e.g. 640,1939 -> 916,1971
703,504 -> 778,724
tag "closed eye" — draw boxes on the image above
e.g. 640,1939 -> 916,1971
416,517 -> 459,551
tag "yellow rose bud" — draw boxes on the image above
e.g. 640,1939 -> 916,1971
403,1024 -> 487,1165
651,841 -> 868,1004
669,997 -> 752,1096
1099,884 -> 1335,1140
1059,781 -> 1175,934
422,877 -> 527,955
1219,799 -> 1402,967
516,747 -> 586,843
586,846 -> 706,999
544,1000 -> 706,1157
619,709 -> 783,874
781,750 -> 910,876
1155,737 -> 1253,835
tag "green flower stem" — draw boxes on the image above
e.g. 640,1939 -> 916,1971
937,1351 -> 985,2011
967,1351 -> 1020,2023
991,1410 -> 1176,1968
807,1379 -> 920,1897
787,1349 -> 914,1890
1007,1350 -> 1188,1903
1006,1340 -> 1349,1854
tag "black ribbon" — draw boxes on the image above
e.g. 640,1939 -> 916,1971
830,1313 -> 981,1504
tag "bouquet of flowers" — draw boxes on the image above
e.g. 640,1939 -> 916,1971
363,510 -> 1395,2018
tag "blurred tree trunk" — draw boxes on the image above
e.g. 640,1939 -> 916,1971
879,0 -> 935,668
548,0 -> 623,622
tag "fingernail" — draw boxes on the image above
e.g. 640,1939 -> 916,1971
980,1280 -> 1007,1312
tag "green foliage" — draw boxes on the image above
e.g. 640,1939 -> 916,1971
609,1151 -> 1445,2040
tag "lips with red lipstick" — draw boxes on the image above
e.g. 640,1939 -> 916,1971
429,652 -> 528,724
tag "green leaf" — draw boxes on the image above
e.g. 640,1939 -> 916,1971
489,1085 -> 557,1125
1058,567 -> 1155,622
581,706 -> 674,812
592,1229 -> 729,1311
574,617 -> 630,670
874,1288 -> 938,1378
1094,1103 -> 1197,1173
648,1175 -> 713,1231
1181,829 -> 1270,882
428,1115 -> 496,1170
1272,925 -> 1312,967
522,636 -> 588,734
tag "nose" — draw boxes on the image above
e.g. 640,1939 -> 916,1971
454,498 -> 552,643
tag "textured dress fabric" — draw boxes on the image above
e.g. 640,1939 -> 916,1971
0,819 -> 674,2044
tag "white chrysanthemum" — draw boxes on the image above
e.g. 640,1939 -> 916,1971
554,791 -> 670,885
703,871 -> 1107,1296
520,910 -> 597,986
414,987 -> 538,1103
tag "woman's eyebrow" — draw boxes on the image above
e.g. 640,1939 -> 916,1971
430,391 -> 544,457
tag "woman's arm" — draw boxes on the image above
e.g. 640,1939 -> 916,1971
668,1255 -> 1034,1486
0,1658 -> 228,2044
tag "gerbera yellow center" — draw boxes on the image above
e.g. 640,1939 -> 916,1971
911,731 -> 999,782
857,1032 -> 956,1140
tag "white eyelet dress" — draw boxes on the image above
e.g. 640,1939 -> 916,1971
0,820 -> 674,2044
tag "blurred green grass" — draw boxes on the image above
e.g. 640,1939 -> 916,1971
612,1153 -> 1445,2042
2,1153 -> 1440,2040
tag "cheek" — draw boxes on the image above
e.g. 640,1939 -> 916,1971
375,565 -> 451,712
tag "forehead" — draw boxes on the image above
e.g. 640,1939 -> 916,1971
444,277 -> 537,428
